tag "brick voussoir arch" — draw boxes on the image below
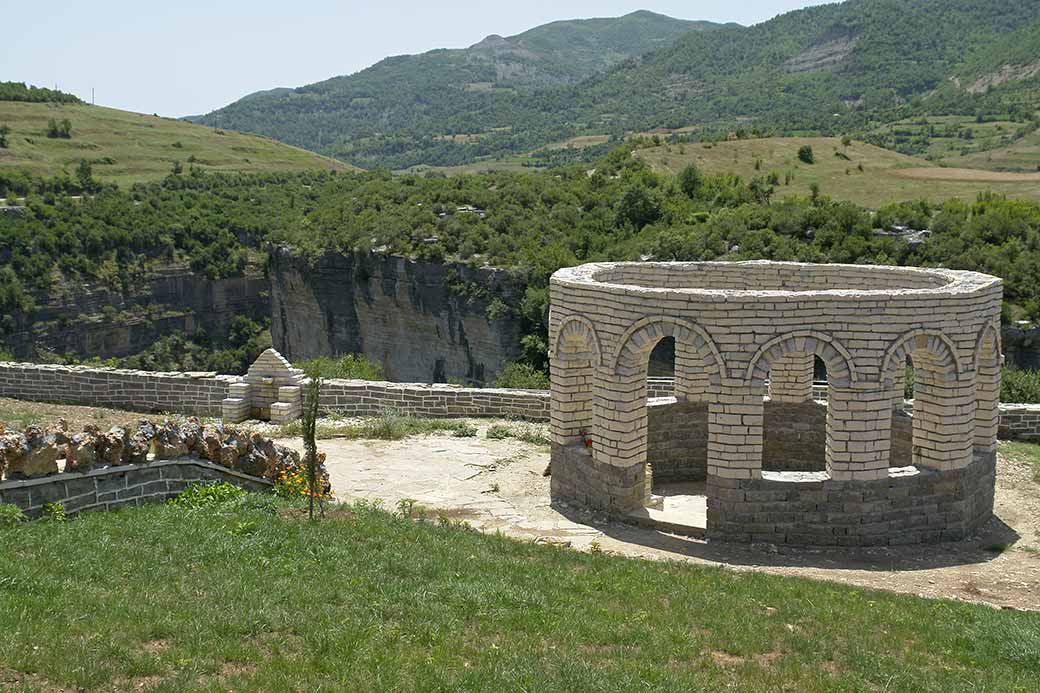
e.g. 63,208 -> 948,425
973,321 -> 1002,372
882,328 -> 964,384
610,315 -> 725,385
745,331 -> 857,388
552,314 -> 603,367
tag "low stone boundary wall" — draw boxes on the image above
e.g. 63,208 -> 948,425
317,381 -> 550,421
0,363 -> 234,417
0,362 -> 1036,438
0,458 -> 272,518
998,404 -> 1040,442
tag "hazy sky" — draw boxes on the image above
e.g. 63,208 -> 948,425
6,1 -> 829,118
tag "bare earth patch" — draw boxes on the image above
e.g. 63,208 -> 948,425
283,431 -> 1040,611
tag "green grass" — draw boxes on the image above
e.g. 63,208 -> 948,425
275,411 -> 476,441
637,136 -> 1040,208
0,497 -> 1037,690
0,101 -> 354,187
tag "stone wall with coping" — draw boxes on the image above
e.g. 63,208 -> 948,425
0,361 -> 550,423
0,458 -> 272,518
0,363 -> 235,417
318,380 -> 549,421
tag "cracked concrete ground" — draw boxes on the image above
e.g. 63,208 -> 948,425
278,426 -> 1040,611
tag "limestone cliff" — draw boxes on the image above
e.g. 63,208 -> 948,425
5,264 -> 267,359
269,247 -> 524,385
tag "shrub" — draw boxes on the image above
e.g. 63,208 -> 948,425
42,502 -> 66,522
1002,367 -> 1040,404
0,503 -> 26,527
797,144 -> 814,164
299,354 -> 384,380
485,422 -> 550,446
169,482 -> 246,508
493,362 -> 549,389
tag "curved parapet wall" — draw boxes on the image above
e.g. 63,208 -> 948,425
548,260 -> 1003,547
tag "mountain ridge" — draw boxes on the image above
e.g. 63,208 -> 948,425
191,1 -> 1040,170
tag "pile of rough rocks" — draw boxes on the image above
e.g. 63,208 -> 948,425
0,418 -> 321,486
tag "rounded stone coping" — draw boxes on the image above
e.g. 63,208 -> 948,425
0,457 -> 274,490
552,260 -> 1000,300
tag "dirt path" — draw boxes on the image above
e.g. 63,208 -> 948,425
283,431 -> 1040,611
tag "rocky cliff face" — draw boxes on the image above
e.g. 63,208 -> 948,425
269,248 -> 524,385
4,264 -> 267,359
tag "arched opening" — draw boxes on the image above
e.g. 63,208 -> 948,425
549,316 -> 601,448
647,336 -> 675,398
764,351 -> 825,472
884,332 -> 973,472
889,356 -> 915,467
586,317 -> 723,527
974,326 -> 1000,455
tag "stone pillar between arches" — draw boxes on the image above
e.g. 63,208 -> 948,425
707,383 -> 764,479
826,384 -> 892,481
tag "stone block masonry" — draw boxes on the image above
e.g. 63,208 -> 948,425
0,362 -> 236,417
0,459 -> 272,518
548,260 -> 1006,546
0,359 -> 1037,439
0,359 -> 549,423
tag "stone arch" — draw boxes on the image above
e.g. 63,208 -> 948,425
552,314 -> 602,367
973,322 -> 1001,455
745,331 -> 857,388
973,322 -> 1001,375
881,329 -> 964,385
882,328 -> 973,471
611,316 -> 725,387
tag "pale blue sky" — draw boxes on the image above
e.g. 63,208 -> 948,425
5,1 -> 829,118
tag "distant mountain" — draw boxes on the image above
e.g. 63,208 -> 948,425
192,1 -> 1040,170
188,11 -> 728,168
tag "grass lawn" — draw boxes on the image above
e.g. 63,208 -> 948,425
0,494 -> 1038,690
637,136 -> 1040,208
0,102 -> 354,187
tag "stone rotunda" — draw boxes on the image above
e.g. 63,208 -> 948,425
548,261 -> 1003,547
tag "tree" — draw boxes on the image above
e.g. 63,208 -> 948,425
841,135 -> 852,151
301,373 -> 324,521
798,145 -> 815,164
75,159 -> 93,191
0,125 -> 9,149
615,183 -> 662,229
809,182 -> 821,204
171,160 -> 183,175
46,118 -> 71,138
677,163 -> 702,198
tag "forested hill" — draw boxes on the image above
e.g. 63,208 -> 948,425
190,1 -> 1040,170
574,0 -> 1040,134
187,11 -> 727,168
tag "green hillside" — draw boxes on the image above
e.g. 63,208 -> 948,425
637,136 -> 1040,208
188,11 -> 726,169
0,101 -> 353,187
192,1 -> 1040,170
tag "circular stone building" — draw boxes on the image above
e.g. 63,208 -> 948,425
548,261 -> 1002,547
